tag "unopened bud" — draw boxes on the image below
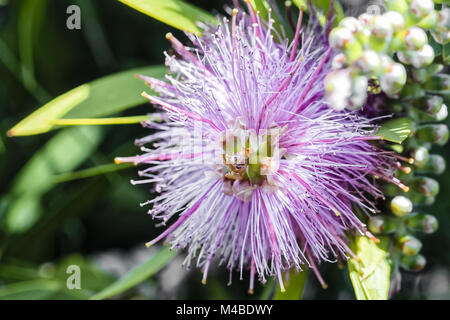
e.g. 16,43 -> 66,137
410,44 -> 434,68
424,74 -> 450,93
409,0 -> 434,20
398,234 -> 423,256
329,27 -> 354,49
437,8 -> 450,33
409,192 -> 436,206
411,176 -> 440,197
339,17 -> 363,34
413,95 -> 444,115
410,64 -> 444,84
355,50 -> 381,73
384,0 -> 409,14
348,75 -> 368,109
383,11 -> 405,31
412,146 -> 429,168
380,63 -> 407,96
391,195 -> 413,217
416,154 -> 446,175
358,13 -> 373,26
332,53 -> 347,70
325,69 -> 352,111
404,27 -> 428,50
406,214 -> 439,234
400,253 -> 426,272
369,15 -> 393,39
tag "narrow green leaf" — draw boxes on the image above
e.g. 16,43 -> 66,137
8,65 -> 165,136
118,0 -> 216,34
12,126 -> 103,196
0,280 -> 61,300
376,117 -> 412,144
6,126 -> 103,234
249,0 -> 283,35
348,236 -> 391,300
293,0 -> 344,25
90,247 -> 177,300
273,269 -> 308,300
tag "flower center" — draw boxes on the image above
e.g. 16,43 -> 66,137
217,119 -> 287,201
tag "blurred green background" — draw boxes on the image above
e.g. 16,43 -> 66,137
0,0 -> 449,300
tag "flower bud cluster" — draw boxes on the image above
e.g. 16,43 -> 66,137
368,195 -> 439,273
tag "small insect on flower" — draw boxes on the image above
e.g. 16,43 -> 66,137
116,3 -> 401,292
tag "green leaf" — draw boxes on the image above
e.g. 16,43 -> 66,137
90,247 -> 177,300
12,126 -> 103,196
6,126 -> 103,234
8,65 -> 165,136
376,117 -> 412,144
273,269 -> 308,300
50,115 -> 157,126
348,236 -> 391,300
0,280 -> 61,300
118,0 -> 217,34
18,0 -> 48,100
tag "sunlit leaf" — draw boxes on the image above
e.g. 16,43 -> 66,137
8,65 -> 165,136
273,269 -> 308,300
348,236 -> 391,300
376,117 -> 412,144
118,0 -> 216,34
50,115 -> 157,126
90,247 -> 177,300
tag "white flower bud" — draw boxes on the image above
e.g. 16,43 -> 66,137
380,62 -> 407,96
329,27 -> 354,49
383,11 -> 405,32
409,0 -> 434,19
332,53 -> 346,70
325,69 -> 352,111
348,75 -> 368,110
404,27 -> 428,50
339,17 -> 363,34
410,44 -> 434,68
369,15 -> 393,39
355,50 -> 381,73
